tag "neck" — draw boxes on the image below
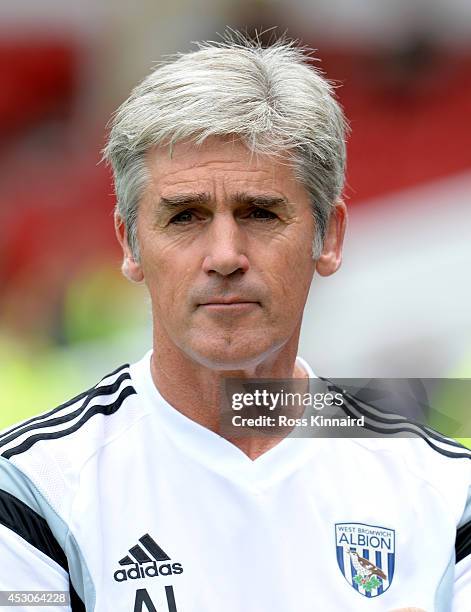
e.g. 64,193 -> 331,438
149,329 -> 307,460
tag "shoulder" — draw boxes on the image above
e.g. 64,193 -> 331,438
321,377 -> 470,459
338,387 -> 471,525
0,361 -> 144,517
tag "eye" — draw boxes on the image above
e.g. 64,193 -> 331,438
248,207 -> 278,220
169,210 -> 195,224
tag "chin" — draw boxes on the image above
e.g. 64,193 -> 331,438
186,334 -> 278,371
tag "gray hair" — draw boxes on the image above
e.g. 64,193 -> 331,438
103,31 -> 348,261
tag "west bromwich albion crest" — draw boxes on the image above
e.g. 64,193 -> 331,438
335,523 -> 395,598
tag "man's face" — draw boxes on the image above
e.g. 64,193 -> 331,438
128,136 -> 326,369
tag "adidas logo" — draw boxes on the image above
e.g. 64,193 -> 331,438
113,533 -> 184,582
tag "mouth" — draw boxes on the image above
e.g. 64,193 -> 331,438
198,299 -> 260,313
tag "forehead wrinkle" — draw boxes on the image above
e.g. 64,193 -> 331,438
148,151 -> 276,180
152,168 -> 274,200
155,167 -> 274,185
154,176 -> 298,211
156,169 -> 283,199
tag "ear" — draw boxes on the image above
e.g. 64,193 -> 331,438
315,199 -> 347,277
114,212 -> 144,283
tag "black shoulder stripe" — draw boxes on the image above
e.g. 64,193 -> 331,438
456,520 -> 471,564
2,386 -> 136,460
322,379 -> 471,459
321,378 -> 464,446
340,397 -> 471,460
99,363 -> 131,381
0,488 -> 68,570
341,390 -> 465,450
0,390 -> 90,443
0,371 -> 131,450
69,579 -> 86,612
0,490 -> 87,610
0,364 -> 130,443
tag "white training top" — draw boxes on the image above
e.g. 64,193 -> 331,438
0,351 -> 470,612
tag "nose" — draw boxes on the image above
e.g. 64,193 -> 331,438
202,213 -> 249,277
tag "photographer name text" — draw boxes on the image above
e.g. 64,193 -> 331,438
231,414 -> 365,428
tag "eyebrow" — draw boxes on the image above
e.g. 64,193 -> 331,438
158,193 -> 210,209
157,192 -> 288,210
232,192 -> 288,208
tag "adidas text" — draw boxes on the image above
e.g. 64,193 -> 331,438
114,561 -> 183,582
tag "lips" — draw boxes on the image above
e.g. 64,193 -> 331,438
199,297 -> 259,306
197,298 -> 261,314
193,286 -> 264,310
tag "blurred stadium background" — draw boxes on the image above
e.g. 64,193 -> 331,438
0,0 -> 470,441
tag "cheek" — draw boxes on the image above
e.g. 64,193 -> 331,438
141,245 -> 196,311
264,245 -> 314,311
275,224 -> 315,283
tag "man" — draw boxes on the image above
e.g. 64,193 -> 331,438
0,33 -> 469,612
